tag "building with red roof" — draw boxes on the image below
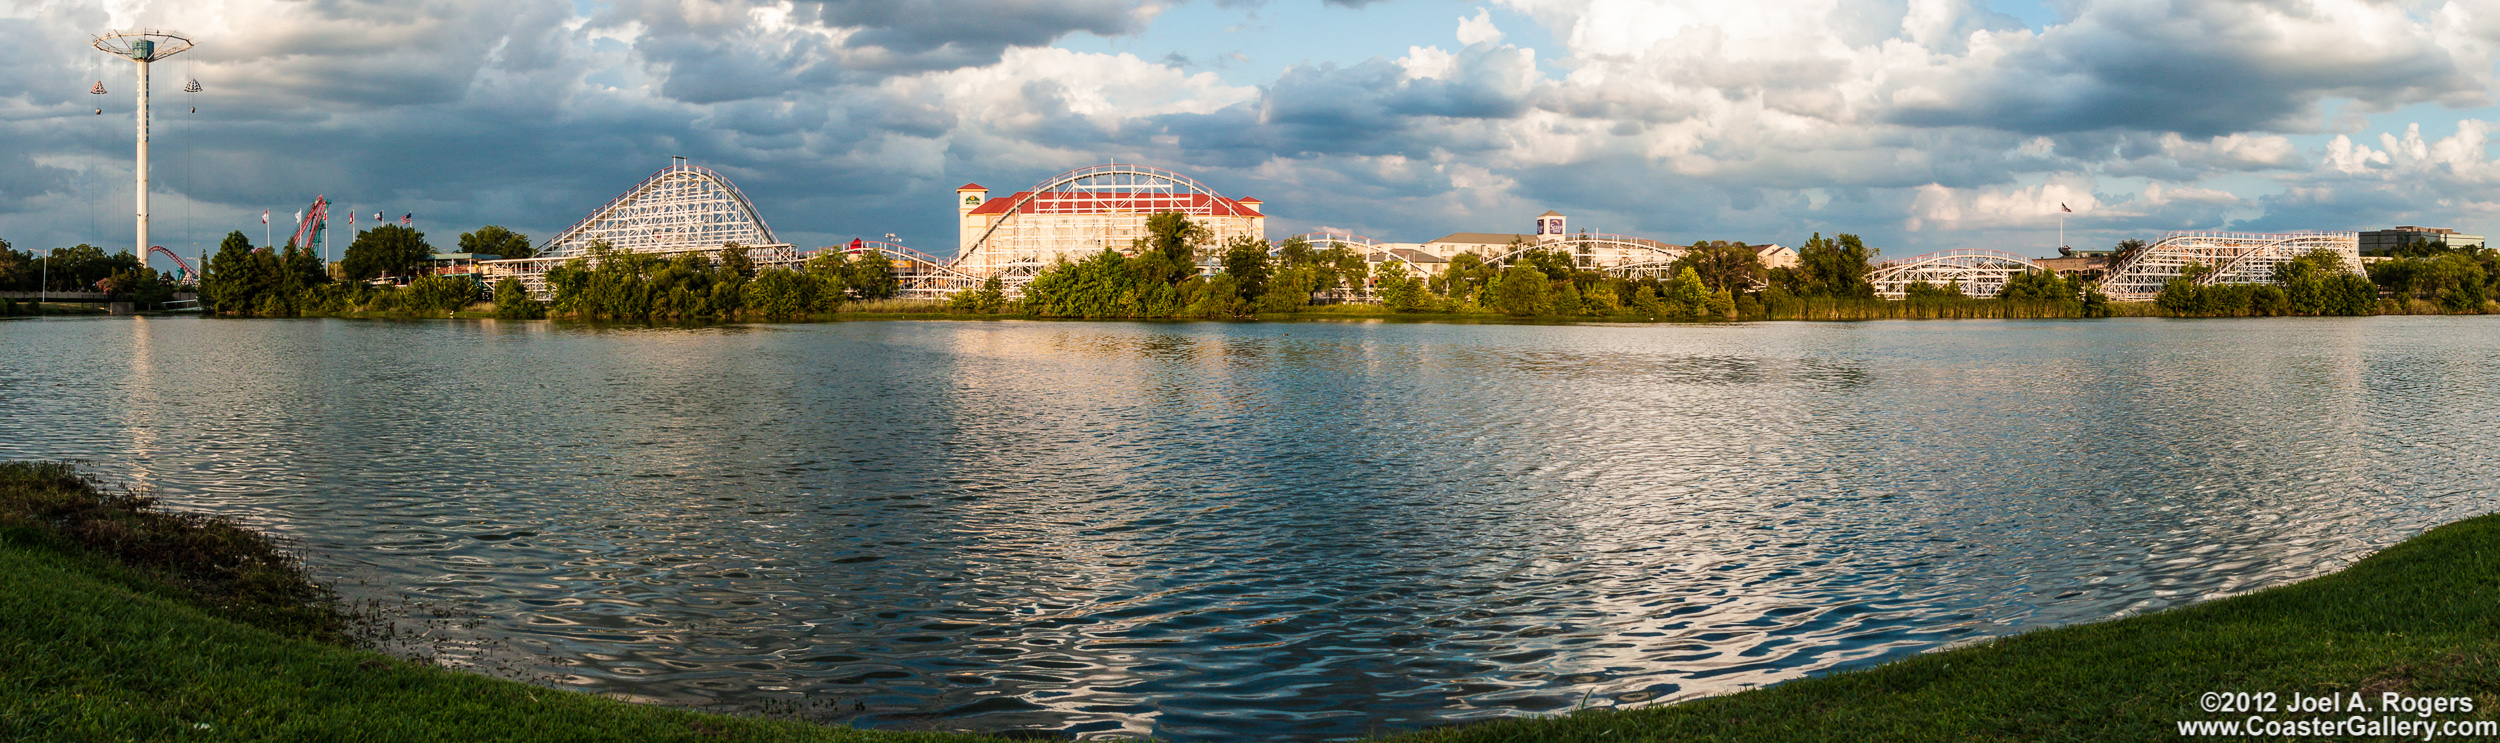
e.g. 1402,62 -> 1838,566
955,166 -> 1266,282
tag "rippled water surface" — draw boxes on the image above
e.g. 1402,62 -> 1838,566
5,315 -> 2498,739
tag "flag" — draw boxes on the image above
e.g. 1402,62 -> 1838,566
295,211 -> 303,225
260,210 -> 268,224
2060,203 -> 2072,213
401,213 -> 412,227
375,211 -> 382,222
348,211 -> 355,228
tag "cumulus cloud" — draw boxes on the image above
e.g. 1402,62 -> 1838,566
8,0 -> 2500,261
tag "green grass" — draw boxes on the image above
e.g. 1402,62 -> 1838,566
1387,513 -> 2500,742
0,462 -> 999,742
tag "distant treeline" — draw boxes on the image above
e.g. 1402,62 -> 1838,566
0,240 -> 181,308
533,242 -> 901,320
191,222 -> 913,320
950,214 -> 2500,321
951,215 -> 2120,321
28,215 -> 2497,322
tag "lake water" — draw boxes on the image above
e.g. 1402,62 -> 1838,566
4,315 -> 2496,740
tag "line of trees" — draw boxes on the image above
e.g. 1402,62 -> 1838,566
974,216 -> 2131,321
2364,239 -> 2496,313
199,225 -> 531,316
1008,213 -> 1391,319
538,242 -> 901,320
0,240 -> 157,294
2155,250 -> 2387,317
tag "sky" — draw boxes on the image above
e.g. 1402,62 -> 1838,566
6,0 -> 2500,270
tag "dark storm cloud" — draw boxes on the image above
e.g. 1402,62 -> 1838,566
1153,42 -> 1540,160
600,0 -> 1151,104
804,0 -> 1146,58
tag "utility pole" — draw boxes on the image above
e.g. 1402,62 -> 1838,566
91,29 -> 194,262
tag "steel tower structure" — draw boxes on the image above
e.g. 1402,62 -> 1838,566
92,29 -> 194,260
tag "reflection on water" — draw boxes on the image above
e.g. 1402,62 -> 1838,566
5,315 -> 2497,740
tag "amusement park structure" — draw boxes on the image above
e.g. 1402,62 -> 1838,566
2095,230 -> 2361,302
953,162 -> 1266,287
1484,233 -> 1687,277
1867,230 -> 2365,300
146,245 -> 197,285
289,196 -> 331,256
481,159 -> 980,298
1867,249 -> 2044,299
90,28 -> 193,266
483,157 -> 2369,306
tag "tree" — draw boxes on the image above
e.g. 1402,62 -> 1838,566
746,268 -> 815,317
492,277 -> 545,319
1675,241 -> 1768,292
1792,233 -> 1878,298
2273,249 -> 2381,316
1490,265 -> 1551,316
1376,263 -> 1431,312
1665,266 -> 1711,316
849,249 -> 899,299
2109,238 -> 2148,272
101,265 -> 178,307
340,225 -> 434,281
948,276 -> 1009,314
1133,212 -> 1211,286
405,274 -> 480,314
719,243 -> 756,279
1706,287 -> 1736,319
1259,267 -> 1316,313
1998,270 -> 2074,302
0,239 -> 28,291
459,225 -> 535,259
1220,234 -> 1272,302
1904,280 -> 1966,300
1275,235 -> 1315,269
804,250 -> 853,308
201,232 -> 278,313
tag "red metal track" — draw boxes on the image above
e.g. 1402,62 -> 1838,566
289,196 -> 330,252
146,245 -> 196,281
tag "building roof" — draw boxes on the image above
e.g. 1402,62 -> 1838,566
957,183 -> 985,191
1755,243 -> 1794,255
965,191 -> 1263,217
1537,210 -> 1564,217
1426,232 -> 1536,246
1384,248 -> 1447,263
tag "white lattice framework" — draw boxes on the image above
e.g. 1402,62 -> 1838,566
539,162 -> 789,258
1483,234 -> 1688,277
480,162 -> 797,298
2099,230 -> 2361,301
806,240 -> 983,299
956,162 -> 1264,286
1295,232 -> 1430,276
1868,249 -> 2045,299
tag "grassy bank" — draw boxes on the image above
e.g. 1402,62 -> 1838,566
0,462 -> 993,742
1390,512 -> 2500,742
